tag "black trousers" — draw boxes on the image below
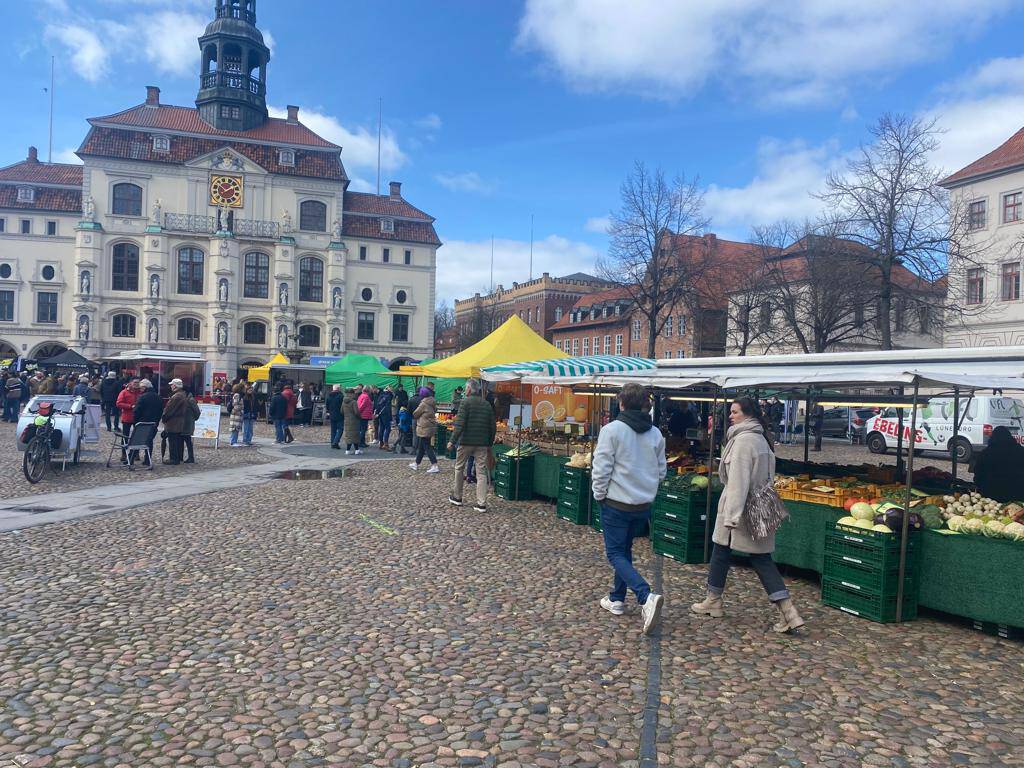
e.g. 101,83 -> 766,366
166,432 -> 184,463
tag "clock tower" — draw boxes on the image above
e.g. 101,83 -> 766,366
195,0 -> 271,132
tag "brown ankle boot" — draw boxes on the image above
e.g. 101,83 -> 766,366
772,597 -> 805,633
690,591 -> 724,618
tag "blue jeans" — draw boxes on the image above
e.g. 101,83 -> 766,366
242,417 -> 254,445
358,418 -> 368,446
330,418 -> 343,446
707,543 -> 789,602
378,415 -> 392,446
274,418 -> 287,443
600,502 -> 652,605
230,426 -> 239,445
3,398 -> 18,422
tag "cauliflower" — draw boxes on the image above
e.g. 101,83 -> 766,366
946,515 -> 966,532
1003,521 -> 1024,541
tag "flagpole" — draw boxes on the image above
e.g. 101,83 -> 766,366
48,56 -> 54,163
529,214 -> 534,280
490,235 -> 494,292
376,97 -> 382,195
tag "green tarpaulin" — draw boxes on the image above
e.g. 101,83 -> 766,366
324,353 -> 400,390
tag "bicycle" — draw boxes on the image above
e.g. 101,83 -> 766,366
21,402 -> 68,484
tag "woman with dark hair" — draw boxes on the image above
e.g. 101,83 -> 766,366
691,396 -> 804,634
973,426 -> 1024,503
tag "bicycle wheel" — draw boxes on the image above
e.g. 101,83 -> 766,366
23,437 -> 50,484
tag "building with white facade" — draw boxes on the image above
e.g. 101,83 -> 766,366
0,0 -> 440,377
942,127 -> 1024,347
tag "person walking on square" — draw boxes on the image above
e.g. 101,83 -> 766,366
326,384 -> 344,449
132,378 -> 163,467
241,385 -> 257,446
394,405 -> 413,454
691,396 -> 804,634
591,383 -> 665,636
181,388 -> 200,463
100,371 -> 120,431
447,378 -> 496,512
411,387 -> 440,473
295,382 -> 313,427
229,391 -> 243,446
269,385 -> 288,444
160,379 -> 189,465
357,385 -> 374,448
375,385 -> 393,449
342,388 -> 362,454
4,374 -> 24,422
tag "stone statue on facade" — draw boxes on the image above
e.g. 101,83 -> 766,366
330,328 -> 341,352
150,273 -> 160,299
78,315 -> 89,341
332,287 -> 343,310
218,204 -> 232,233
218,279 -> 229,304
217,323 -> 228,347
82,195 -> 95,221
332,218 -> 342,241
278,325 -> 288,349
80,271 -> 91,296
219,236 -> 229,257
281,210 -> 293,234
148,319 -> 159,344
279,282 -> 289,306
151,198 -> 162,226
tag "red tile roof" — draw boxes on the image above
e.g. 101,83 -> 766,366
0,159 -> 82,186
942,125 -> 1024,186
342,214 -> 440,246
78,126 -> 346,181
548,287 -> 636,331
90,103 -> 340,149
344,191 -> 433,221
0,185 -> 81,213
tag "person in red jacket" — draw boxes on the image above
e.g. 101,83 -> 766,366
281,383 -> 297,442
114,378 -> 140,464
356,384 -> 374,448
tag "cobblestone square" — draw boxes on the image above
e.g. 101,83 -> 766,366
1,439 -> 1022,767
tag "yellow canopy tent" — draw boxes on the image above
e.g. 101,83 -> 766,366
418,315 -> 566,379
247,352 -> 290,382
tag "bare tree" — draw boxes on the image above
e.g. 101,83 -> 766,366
598,162 -> 710,358
434,300 -> 456,334
820,113 -> 961,349
455,287 -> 503,348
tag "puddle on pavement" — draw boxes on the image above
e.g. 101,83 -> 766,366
274,468 -> 347,481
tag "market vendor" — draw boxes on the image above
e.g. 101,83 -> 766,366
972,426 -> 1024,503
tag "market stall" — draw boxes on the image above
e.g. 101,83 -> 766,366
323,353 -> 399,391
103,349 -> 206,398
246,352 -> 290,383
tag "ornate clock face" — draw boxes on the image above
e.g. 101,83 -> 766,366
210,175 -> 243,207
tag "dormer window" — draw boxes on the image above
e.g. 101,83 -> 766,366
278,149 -> 295,166
380,217 -> 395,234
16,187 -> 34,203
152,135 -> 170,153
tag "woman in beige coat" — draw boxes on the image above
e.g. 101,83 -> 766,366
410,387 -> 439,472
691,396 -> 804,634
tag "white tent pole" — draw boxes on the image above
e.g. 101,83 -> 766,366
896,376 -> 920,623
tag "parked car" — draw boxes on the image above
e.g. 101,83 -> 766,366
850,408 -> 880,443
865,395 -> 1024,462
818,407 -> 852,438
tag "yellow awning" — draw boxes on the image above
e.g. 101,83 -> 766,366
247,352 -> 290,382
418,315 -> 566,379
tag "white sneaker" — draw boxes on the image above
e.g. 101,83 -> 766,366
641,593 -> 664,636
426,465 -> 440,474
354,449 -> 362,455
600,597 -> 625,616
344,450 -> 351,455
409,462 -> 419,470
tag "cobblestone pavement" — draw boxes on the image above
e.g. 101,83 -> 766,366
2,461 -> 1022,767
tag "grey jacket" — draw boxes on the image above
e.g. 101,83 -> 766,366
712,419 -> 776,554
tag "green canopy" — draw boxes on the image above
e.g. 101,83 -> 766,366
324,353 -> 400,390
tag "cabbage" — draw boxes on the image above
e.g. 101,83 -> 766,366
963,518 -> 985,535
854,518 -> 874,529
1003,521 -> 1024,541
984,520 -> 1006,538
836,516 -> 858,527
946,515 -> 966,532
850,502 -> 875,521
872,524 -> 893,534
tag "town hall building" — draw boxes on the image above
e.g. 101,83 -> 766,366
0,0 -> 440,376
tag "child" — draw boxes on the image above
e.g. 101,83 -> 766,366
394,406 -> 413,454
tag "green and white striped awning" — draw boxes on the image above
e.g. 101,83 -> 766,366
481,355 -> 656,381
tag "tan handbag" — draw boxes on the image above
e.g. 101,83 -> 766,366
744,481 -> 789,539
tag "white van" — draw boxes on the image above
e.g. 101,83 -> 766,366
865,395 -> 1024,462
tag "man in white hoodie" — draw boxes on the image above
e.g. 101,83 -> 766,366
591,383 -> 667,635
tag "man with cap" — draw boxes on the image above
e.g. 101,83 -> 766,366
129,379 -> 163,467
71,374 -> 91,399
159,378 -> 189,465
326,384 -> 344,449
100,371 -> 121,431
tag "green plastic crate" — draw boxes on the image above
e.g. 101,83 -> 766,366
821,577 -> 918,623
556,495 -> 590,525
824,522 -> 920,569
590,504 -> 603,533
652,537 -> 709,565
495,478 -> 533,501
823,554 -> 918,598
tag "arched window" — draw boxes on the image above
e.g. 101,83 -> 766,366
299,256 -> 323,302
177,247 -> 204,295
298,324 -> 321,348
299,200 -> 326,232
243,252 -> 269,298
111,183 -> 142,216
112,314 -> 136,338
243,320 -> 266,345
177,318 -> 201,341
111,243 -> 139,291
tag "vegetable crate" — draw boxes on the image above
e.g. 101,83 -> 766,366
494,455 -> 534,501
436,424 -> 449,449
971,620 -> 1024,640
821,578 -> 918,623
652,533 -> 710,565
556,465 -> 591,525
590,503 -> 603,533
824,521 -> 921,570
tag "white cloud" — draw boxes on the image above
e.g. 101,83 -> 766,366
704,139 -> 845,236
517,0 -> 1012,105
268,106 -> 407,176
435,235 -> 600,302
415,113 -> 442,131
45,24 -> 109,82
54,147 -> 82,164
434,171 -> 494,195
583,216 -> 610,234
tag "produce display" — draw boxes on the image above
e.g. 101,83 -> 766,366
943,493 -> 1024,541
565,450 -> 592,469
504,442 -> 540,458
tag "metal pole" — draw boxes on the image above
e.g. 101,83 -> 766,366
895,378 -> 920,623
703,387 -> 720,563
895,386 -> 906,480
803,389 -> 811,465
48,56 -> 55,164
951,388 -> 960,482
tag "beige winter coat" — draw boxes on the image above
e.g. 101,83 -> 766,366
413,396 -> 437,439
712,419 -> 777,554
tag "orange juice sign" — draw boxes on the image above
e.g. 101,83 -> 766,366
531,385 -> 589,424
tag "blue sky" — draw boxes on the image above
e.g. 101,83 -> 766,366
5,0 -> 1024,303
